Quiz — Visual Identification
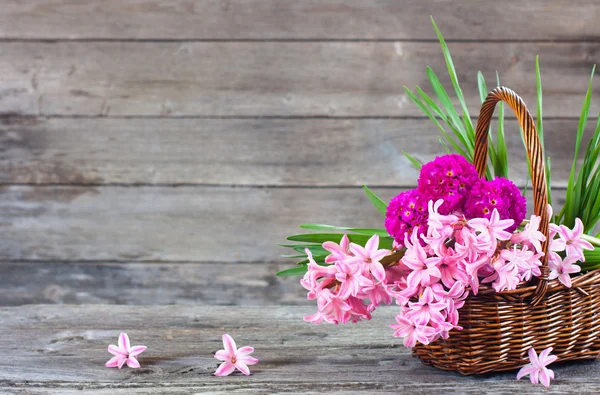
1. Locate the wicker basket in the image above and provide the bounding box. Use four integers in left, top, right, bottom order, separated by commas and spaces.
412, 87, 600, 375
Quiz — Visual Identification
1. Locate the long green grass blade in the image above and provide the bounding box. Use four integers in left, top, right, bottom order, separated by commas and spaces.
403, 151, 423, 170
362, 185, 388, 215
276, 266, 309, 277
562, 66, 596, 227
477, 71, 488, 103
495, 72, 508, 178
431, 16, 474, 143
287, 233, 394, 248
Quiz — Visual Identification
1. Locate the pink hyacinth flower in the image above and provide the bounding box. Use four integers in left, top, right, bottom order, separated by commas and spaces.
214, 334, 258, 376
105, 332, 147, 369
516, 347, 557, 387
511, 215, 547, 254
390, 315, 436, 348
548, 252, 581, 288
323, 234, 351, 264
467, 208, 514, 252
552, 218, 594, 261
348, 234, 390, 282
334, 260, 373, 299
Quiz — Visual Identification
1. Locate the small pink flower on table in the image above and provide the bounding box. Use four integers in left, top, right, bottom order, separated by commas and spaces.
517, 347, 557, 387
214, 334, 258, 376
105, 332, 147, 369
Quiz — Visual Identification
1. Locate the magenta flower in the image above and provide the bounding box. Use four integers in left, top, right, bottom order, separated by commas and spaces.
553, 218, 594, 260
105, 332, 147, 369
548, 252, 581, 288
517, 347, 557, 387
214, 334, 258, 376
348, 234, 390, 282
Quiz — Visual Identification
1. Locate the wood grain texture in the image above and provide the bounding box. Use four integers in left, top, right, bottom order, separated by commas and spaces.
0, 42, 598, 117
0, 185, 398, 262
0, 186, 566, 262
0, 305, 599, 393
0, 117, 594, 187
0, 261, 306, 306
1, 0, 600, 41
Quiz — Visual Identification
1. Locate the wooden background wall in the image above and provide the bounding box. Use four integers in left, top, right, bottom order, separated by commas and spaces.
1, 0, 599, 306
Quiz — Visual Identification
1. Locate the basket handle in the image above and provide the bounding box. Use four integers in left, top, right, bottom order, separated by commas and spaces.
474, 87, 550, 305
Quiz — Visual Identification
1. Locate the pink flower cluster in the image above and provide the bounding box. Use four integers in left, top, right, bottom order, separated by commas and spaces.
388, 200, 545, 347
386, 154, 526, 246
300, 234, 395, 324
302, 197, 593, 349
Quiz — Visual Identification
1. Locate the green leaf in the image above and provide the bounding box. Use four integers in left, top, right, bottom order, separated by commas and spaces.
362, 185, 388, 216
562, 65, 596, 227
276, 266, 309, 277
426, 67, 473, 157
292, 245, 328, 255
403, 151, 423, 170
477, 71, 488, 103
438, 137, 451, 154
495, 72, 508, 178
431, 16, 474, 143
409, 86, 469, 157
287, 233, 394, 249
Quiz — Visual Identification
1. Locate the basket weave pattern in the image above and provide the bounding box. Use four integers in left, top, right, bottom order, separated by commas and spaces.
412, 87, 600, 375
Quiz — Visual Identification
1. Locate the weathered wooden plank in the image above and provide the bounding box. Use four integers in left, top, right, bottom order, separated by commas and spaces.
0, 117, 594, 187
0, 186, 399, 261
0, 186, 566, 262
1, 0, 599, 41
0, 42, 598, 117
0, 305, 598, 394
0, 261, 305, 306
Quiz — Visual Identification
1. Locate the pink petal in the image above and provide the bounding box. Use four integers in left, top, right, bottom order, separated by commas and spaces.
530, 369, 540, 384
370, 262, 386, 282
516, 364, 536, 380
527, 347, 539, 366
128, 345, 147, 357
573, 218, 584, 236
118, 357, 127, 369
126, 356, 141, 368
559, 273, 572, 288
365, 235, 379, 255
234, 360, 251, 375
105, 356, 122, 368
348, 243, 368, 260
215, 361, 236, 376
214, 350, 230, 361
237, 346, 254, 356
238, 355, 259, 366
538, 347, 554, 363
118, 332, 131, 351
222, 334, 237, 354
108, 345, 127, 357
539, 369, 552, 387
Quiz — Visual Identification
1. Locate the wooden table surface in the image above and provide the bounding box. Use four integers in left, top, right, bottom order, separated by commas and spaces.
1, 305, 599, 394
